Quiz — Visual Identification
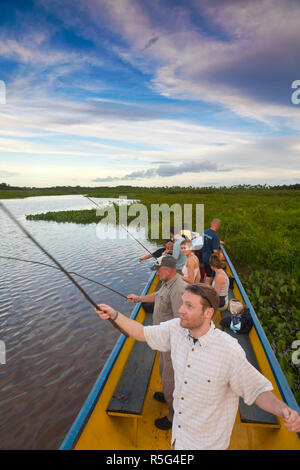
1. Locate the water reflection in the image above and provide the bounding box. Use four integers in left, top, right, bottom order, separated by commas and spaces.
0, 195, 158, 449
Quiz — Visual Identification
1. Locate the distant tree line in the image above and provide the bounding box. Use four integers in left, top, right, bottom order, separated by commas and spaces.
1, 182, 300, 192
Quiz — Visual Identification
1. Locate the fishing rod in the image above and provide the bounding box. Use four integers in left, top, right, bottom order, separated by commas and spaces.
85, 195, 153, 254
0, 202, 128, 336
1, 253, 148, 284
0, 255, 128, 299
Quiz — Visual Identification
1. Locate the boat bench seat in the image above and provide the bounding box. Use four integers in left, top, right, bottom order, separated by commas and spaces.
106, 308, 156, 419
220, 291, 280, 428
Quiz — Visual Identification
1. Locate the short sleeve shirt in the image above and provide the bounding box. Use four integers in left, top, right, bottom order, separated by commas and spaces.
153, 275, 187, 325
151, 247, 165, 258
143, 319, 273, 450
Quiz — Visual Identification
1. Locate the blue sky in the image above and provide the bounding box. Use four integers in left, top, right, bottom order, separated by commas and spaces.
0, 0, 300, 187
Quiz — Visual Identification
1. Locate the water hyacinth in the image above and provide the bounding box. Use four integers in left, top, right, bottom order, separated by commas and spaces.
242, 270, 300, 404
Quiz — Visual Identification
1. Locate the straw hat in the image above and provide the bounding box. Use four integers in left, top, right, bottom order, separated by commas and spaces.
229, 299, 244, 315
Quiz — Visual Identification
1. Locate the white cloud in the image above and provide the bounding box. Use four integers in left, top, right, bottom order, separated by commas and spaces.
1, 0, 299, 187
76, 0, 300, 127
1, 86, 299, 187
0, 170, 18, 178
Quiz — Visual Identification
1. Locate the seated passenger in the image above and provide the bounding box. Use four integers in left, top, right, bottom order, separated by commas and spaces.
179, 240, 200, 284
209, 254, 229, 310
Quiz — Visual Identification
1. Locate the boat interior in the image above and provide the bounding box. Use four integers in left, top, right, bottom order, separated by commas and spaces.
63, 254, 300, 451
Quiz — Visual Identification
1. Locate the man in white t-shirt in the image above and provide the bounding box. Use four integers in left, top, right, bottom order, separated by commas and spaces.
95, 284, 300, 450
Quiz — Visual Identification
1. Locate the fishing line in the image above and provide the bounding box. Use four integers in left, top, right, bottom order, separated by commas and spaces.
0, 202, 128, 336
61, 192, 150, 282
0, 255, 128, 299
83, 246, 149, 284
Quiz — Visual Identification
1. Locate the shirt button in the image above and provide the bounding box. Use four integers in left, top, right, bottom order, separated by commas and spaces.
184, 381, 187, 384
192, 348, 194, 351
187, 364, 191, 368
179, 411, 182, 414
181, 397, 184, 400
178, 425, 181, 428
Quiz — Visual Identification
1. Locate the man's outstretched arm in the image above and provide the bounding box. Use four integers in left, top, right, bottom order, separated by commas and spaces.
95, 304, 146, 342
255, 391, 300, 433
126, 292, 156, 303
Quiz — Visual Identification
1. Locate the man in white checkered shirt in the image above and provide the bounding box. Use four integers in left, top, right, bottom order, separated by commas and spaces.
95, 283, 300, 450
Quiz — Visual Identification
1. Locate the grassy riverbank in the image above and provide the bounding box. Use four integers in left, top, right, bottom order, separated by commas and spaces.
25, 187, 300, 277
6, 184, 300, 402
1, 183, 300, 200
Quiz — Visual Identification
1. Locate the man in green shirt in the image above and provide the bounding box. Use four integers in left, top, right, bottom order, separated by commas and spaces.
127, 256, 186, 430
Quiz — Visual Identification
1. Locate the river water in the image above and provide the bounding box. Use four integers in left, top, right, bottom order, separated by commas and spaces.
0, 195, 158, 450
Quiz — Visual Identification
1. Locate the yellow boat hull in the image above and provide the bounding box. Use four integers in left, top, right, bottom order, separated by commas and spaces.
61, 251, 300, 450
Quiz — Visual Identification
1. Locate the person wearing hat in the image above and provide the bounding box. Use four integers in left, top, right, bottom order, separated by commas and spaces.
96, 283, 300, 450
127, 255, 187, 430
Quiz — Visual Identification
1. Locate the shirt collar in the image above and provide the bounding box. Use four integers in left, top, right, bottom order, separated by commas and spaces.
163, 273, 180, 288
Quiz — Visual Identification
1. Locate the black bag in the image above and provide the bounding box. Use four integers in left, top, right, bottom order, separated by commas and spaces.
220, 307, 253, 334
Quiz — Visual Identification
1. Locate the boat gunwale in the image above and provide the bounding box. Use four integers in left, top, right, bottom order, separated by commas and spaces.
59, 271, 157, 450
222, 247, 300, 440
61, 248, 300, 450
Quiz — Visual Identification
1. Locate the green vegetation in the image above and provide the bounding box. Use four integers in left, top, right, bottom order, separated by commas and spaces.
4, 182, 300, 402
0, 183, 88, 199
1, 181, 300, 200
25, 204, 138, 225
23, 186, 300, 280
241, 270, 300, 404
26, 208, 101, 224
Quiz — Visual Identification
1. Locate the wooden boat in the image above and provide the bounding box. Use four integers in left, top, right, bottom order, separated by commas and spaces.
60, 248, 300, 450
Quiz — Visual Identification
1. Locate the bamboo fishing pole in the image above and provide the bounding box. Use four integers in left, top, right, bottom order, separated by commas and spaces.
0, 202, 128, 336
85, 195, 153, 254
0, 255, 128, 299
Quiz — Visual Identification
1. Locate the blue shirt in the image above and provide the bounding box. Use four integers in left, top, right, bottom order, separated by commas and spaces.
172, 236, 187, 270
202, 228, 220, 264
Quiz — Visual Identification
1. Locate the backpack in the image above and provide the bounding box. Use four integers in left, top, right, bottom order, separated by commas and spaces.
220, 299, 253, 334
